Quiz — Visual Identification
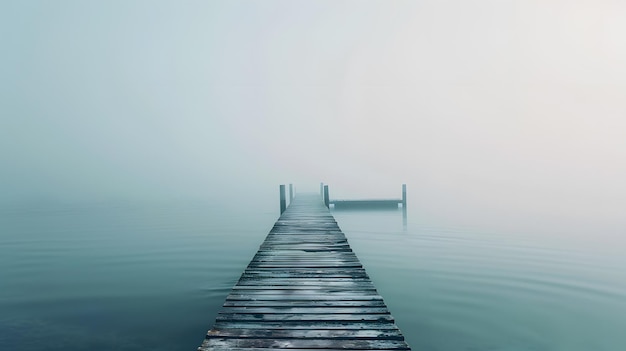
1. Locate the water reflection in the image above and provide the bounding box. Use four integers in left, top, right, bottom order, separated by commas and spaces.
330, 204, 408, 231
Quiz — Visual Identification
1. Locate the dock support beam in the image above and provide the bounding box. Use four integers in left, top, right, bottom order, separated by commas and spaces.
323, 185, 330, 208
402, 184, 407, 208
289, 184, 294, 203
279, 185, 286, 214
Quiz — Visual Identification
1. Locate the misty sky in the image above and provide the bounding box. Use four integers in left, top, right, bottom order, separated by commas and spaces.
1, 1, 625, 229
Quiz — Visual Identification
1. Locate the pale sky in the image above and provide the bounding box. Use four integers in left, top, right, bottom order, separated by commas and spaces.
1, 1, 625, 230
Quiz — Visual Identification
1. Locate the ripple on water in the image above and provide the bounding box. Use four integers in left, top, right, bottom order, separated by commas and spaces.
333, 213, 626, 351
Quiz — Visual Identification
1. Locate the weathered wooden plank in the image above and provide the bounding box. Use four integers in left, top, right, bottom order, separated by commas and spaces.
206, 328, 404, 340
253, 254, 357, 257
232, 282, 375, 288
248, 263, 364, 268
241, 272, 369, 283
249, 262, 363, 266
253, 253, 359, 257
242, 270, 367, 274
240, 272, 368, 276
255, 253, 353, 256
227, 289, 379, 295
222, 300, 388, 308
234, 280, 375, 285
258, 243, 347, 247
251, 258, 360, 261
225, 294, 383, 301
242, 270, 366, 273
251, 258, 361, 262
248, 264, 363, 268
216, 314, 394, 322
258, 248, 354, 253
267, 232, 345, 235
240, 275, 370, 280
259, 242, 351, 247
260, 239, 350, 243
236, 278, 374, 284
237, 278, 372, 282
212, 322, 400, 330
229, 290, 379, 294
201, 338, 408, 350
219, 307, 390, 314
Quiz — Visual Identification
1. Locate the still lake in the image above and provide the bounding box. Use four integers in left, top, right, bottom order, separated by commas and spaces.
1, 195, 625, 350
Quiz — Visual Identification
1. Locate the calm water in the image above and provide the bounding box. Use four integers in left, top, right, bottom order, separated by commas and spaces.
1, 197, 625, 350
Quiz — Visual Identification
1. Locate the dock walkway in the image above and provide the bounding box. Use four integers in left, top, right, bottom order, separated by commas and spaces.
199, 194, 411, 350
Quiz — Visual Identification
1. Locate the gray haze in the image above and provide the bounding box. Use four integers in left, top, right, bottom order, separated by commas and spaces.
2, 1, 625, 233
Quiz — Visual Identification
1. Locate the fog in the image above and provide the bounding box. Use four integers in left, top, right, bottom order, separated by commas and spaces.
2, 1, 625, 233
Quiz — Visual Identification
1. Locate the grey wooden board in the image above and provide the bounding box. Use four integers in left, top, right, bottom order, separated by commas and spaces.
236, 278, 374, 284
229, 289, 379, 293
241, 271, 369, 276
238, 273, 371, 280
206, 329, 404, 339
215, 314, 394, 322
253, 254, 359, 257
226, 291, 383, 301
198, 194, 411, 351
219, 307, 390, 314
201, 338, 409, 349
222, 301, 388, 308
211, 323, 401, 332
237, 276, 369, 280
247, 265, 365, 268
231, 283, 376, 288
251, 259, 362, 262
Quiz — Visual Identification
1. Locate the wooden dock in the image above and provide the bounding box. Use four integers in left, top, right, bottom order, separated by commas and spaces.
322, 184, 407, 210
198, 193, 411, 351
329, 199, 403, 209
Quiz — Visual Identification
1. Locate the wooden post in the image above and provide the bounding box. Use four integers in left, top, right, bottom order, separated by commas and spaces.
289, 184, 294, 203
402, 184, 407, 208
279, 185, 286, 214
323, 185, 330, 208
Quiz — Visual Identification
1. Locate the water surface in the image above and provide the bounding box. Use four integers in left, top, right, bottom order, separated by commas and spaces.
2, 198, 625, 350
332, 207, 626, 351
1, 201, 276, 350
